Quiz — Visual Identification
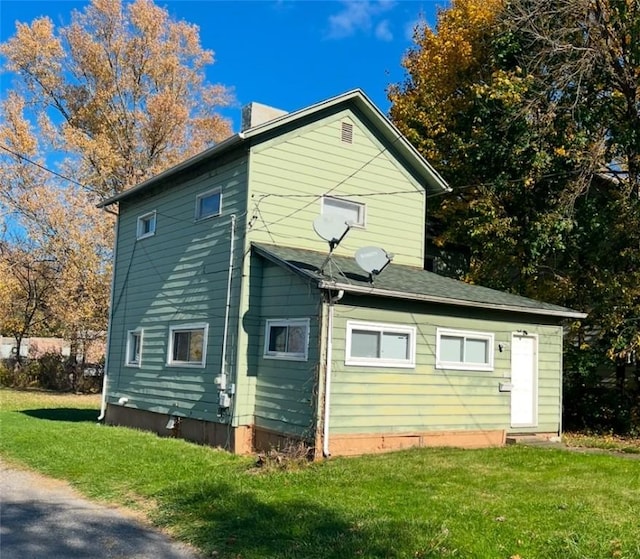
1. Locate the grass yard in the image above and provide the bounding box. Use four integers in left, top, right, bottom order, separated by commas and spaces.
1, 389, 639, 559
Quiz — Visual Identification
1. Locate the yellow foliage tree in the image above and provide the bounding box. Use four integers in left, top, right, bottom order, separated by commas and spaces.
0, 0, 233, 362
1, 0, 232, 196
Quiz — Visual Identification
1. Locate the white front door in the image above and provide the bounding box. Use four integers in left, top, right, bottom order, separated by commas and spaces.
510, 333, 538, 428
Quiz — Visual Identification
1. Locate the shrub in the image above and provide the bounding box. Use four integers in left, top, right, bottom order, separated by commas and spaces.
35, 352, 71, 391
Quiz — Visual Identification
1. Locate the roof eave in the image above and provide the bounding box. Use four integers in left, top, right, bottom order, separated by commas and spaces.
97, 133, 245, 208
252, 244, 587, 319
243, 89, 451, 195
97, 89, 451, 209
317, 280, 588, 319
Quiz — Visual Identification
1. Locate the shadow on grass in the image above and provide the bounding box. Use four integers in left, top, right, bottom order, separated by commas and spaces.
158, 479, 446, 559
21, 408, 99, 423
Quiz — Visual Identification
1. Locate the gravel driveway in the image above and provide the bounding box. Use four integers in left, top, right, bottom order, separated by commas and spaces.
0, 459, 202, 559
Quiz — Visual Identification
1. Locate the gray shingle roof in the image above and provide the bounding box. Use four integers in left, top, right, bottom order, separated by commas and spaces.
252, 243, 587, 319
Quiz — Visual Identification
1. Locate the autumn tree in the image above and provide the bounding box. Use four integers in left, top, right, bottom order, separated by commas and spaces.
389, 0, 640, 432
0, 241, 58, 364
1, 0, 232, 361
389, 0, 585, 298
1, 0, 232, 197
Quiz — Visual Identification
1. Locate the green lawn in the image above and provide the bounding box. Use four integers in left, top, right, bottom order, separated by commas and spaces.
1, 389, 639, 559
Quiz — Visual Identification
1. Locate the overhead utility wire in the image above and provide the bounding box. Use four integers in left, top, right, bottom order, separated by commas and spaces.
0, 143, 96, 193
251, 133, 408, 232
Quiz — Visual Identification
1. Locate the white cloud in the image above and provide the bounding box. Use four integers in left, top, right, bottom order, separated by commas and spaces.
375, 20, 393, 42
326, 1, 396, 40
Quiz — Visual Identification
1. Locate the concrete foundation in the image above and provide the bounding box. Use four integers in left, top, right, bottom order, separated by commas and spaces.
105, 404, 507, 458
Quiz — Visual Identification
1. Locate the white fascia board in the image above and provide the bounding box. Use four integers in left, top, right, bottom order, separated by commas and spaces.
317, 280, 588, 319
242, 89, 451, 195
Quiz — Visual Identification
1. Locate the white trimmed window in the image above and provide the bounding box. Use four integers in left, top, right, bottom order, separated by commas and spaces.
322, 196, 365, 227
167, 323, 208, 367
125, 329, 143, 367
264, 318, 310, 361
195, 188, 222, 220
136, 211, 156, 239
346, 321, 416, 368
436, 328, 494, 371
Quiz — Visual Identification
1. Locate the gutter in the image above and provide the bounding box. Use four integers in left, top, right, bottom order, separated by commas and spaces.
317, 281, 588, 319
98, 211, 119, 421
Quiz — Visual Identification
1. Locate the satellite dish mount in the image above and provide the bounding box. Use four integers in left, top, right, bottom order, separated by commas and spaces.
313, 215, 351, 272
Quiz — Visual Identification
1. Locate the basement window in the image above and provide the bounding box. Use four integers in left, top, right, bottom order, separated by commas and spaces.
264, 318, 310, 361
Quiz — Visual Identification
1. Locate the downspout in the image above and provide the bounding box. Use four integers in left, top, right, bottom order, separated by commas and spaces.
219, 214, 236, 399
98, 209, 119, 422
322, 289, 344, 458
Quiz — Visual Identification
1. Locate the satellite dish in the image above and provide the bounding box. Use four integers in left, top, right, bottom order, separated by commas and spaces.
313, 215, 350, 248
355, 246, 393, 281
313, 216, 352, 273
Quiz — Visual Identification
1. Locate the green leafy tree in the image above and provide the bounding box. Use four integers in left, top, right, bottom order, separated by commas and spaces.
389, 0, 640, 432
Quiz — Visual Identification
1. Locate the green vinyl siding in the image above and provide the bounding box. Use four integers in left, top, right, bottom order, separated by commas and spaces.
253, 261, 322, 439
246, 110, 426, 267
106, 154, 248, 419
329, 296, 563, 435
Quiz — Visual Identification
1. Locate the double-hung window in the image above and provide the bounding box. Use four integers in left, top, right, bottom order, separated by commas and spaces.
346, 321, 416, 368
126, 329, 143, 367
263, 318, 310, 361
436, 328, 494, 371
321, 196, 366, 228
195, 188, 222, 220
137, 211, 156, 239
167, 323, 208, 367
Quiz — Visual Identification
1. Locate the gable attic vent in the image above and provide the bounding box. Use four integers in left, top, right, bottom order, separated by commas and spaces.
341, 122, 354, 144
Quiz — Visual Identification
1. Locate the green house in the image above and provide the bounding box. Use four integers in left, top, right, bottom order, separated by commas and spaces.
98, 90, 585, 457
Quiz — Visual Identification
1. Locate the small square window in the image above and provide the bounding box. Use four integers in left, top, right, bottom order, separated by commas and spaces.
346, 321, 415, 368
126, 329, 143, 367
322, 196, 365, 227
264, 319, 310, 361
167, 323, 208, 367
436, 328, 494, 371
137, 211, 156, 239
195, 189, 222, 220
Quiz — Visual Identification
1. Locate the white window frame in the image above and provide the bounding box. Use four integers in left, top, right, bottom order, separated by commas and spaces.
125, 328, 143, 367
195, 188, 222, 221
167, 323, 209, 368
436, 328, 494, 371
263, 318, 310, 361
321, 196, 366, 228
345, 321, 416, 368
136, 211, 156, 240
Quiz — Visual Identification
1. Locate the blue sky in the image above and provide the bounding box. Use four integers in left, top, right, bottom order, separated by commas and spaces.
1, 0, 446, 131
